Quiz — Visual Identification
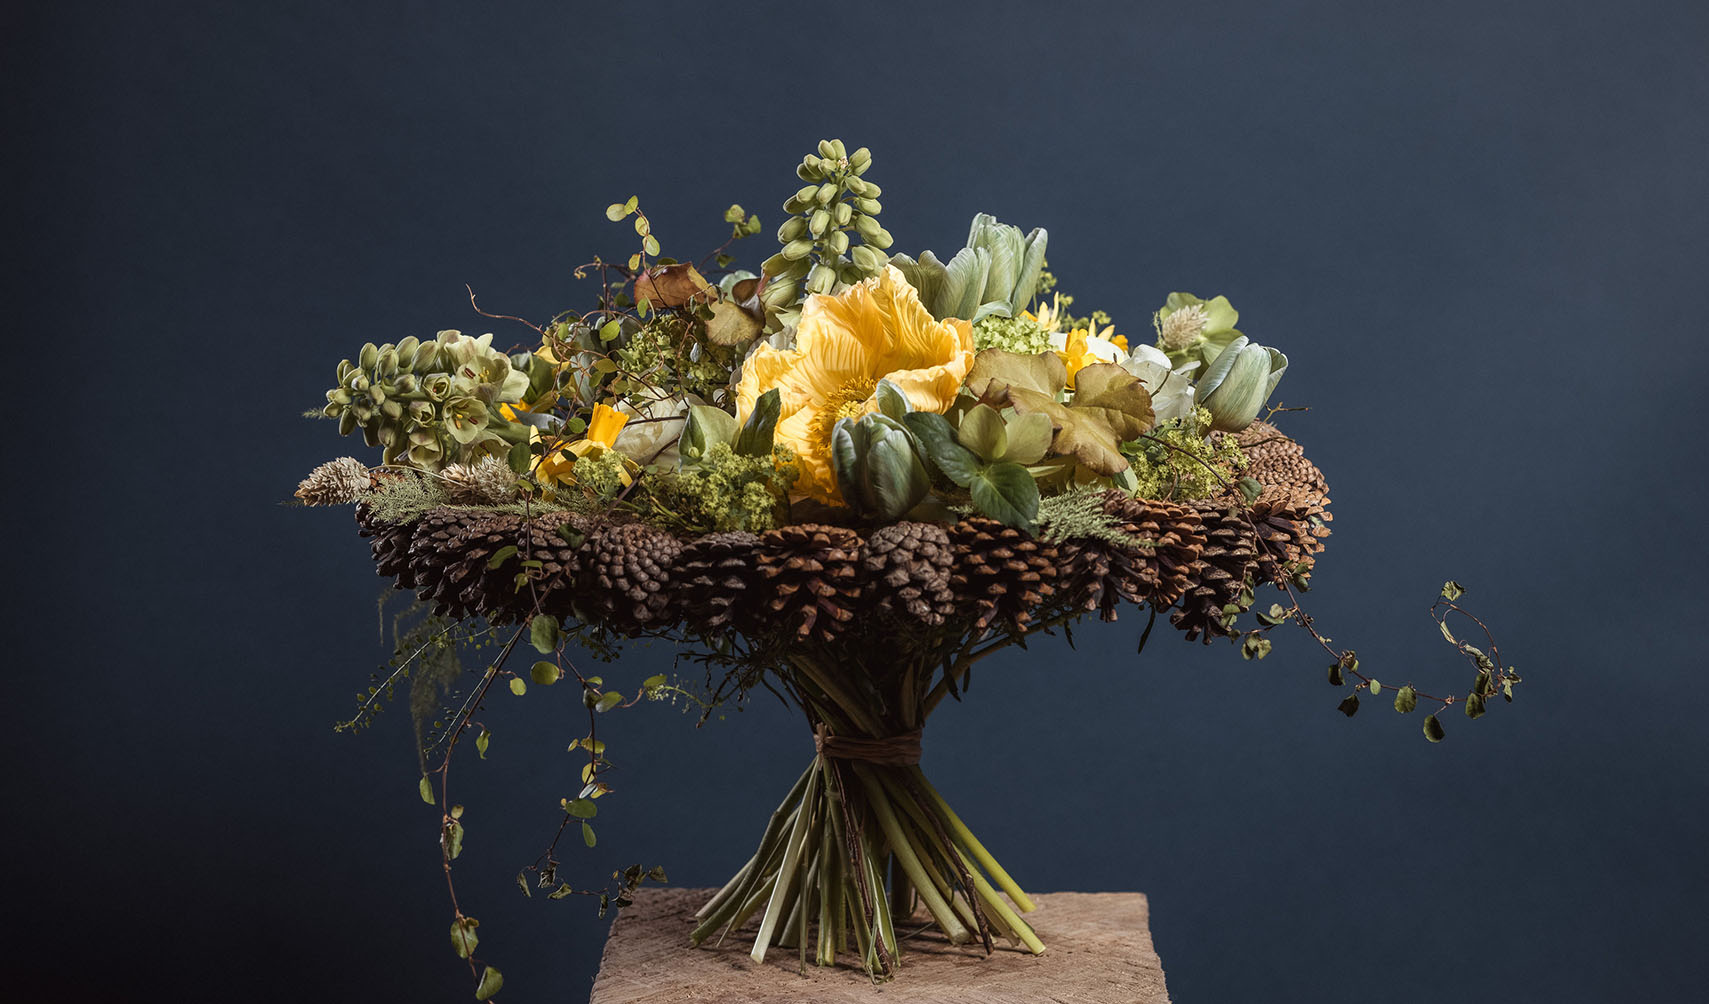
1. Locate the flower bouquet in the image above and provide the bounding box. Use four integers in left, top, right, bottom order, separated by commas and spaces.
298, 140, 1517, 996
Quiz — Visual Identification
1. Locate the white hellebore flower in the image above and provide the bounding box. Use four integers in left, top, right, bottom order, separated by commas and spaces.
1121, 343, 1199, 425
614, 391, 706, 468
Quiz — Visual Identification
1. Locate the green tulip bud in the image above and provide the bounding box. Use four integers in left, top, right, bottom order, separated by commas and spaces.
1195, 336, 1288, 433
831, 413, 930, 520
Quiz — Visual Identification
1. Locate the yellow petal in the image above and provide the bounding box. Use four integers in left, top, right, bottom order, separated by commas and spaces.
586, 403, 629, 447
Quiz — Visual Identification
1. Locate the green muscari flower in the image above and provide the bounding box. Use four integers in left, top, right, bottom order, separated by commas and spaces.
1153, 292, 1242, 372
1194, 335, 1288, 433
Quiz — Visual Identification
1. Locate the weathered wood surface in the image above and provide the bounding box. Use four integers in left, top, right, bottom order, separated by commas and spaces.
589, 887, 1171, 1003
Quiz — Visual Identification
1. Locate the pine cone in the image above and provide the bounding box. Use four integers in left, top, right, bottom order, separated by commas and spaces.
862, 522, 956, 628
1170, 502, 1261, 643
947, 518, 1060, 632
754, 524, 865, 641
355, 502, 418, 588
1235, 422, 1328, 500
296, 457, 371, 506
1059, 495, 1205, 621
405, 509, 489, 618
1245, 488, 1332, 586
439, 456, 519, 505
580, 522, 682, 634
519, 513, 593, 620
672, 531, 763, 633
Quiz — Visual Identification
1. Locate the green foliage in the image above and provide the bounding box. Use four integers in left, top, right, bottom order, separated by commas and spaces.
1123, 408, 1248, 501
651, 443, 799, 532
612, 314, 737, 405
971, 313, 1054, 355
570, 451, 632, 501
1036, 488, 1158, 548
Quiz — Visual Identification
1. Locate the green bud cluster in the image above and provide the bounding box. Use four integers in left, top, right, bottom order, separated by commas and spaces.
653, 442, 800, 533
1122, 408, 1248, 501
570, 451, 633, 502
971, 314, 1055, 355
760, 138, 893, 311
321, 330, 535, 471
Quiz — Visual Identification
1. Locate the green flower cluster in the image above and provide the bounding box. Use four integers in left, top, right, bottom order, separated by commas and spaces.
654, 443, 799, 532
1123, 408, 1248, 501
570, 451, 632, 502
614, 316, 734, 404
971, 314, 1054, 355
321, 330, 538, 470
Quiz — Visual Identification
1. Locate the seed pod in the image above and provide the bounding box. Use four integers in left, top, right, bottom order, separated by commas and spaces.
829, 138, 847, 159
817, 139, 837, 159
809, 209, 831, 237
827, 230, 849, 254
849, 146, 871, 172
834, 202, 853, 226
855, 197, 881, 215
806, 263, 837, 295
844, 176, 869, 197
849, 244, 885, 274
777, 217, 807, 242
869, 227, 894, 250
854, 214, 883, 240
795, 184, 819, 204
781, 238, 815, 261
863, 183, 883, 199
359, 342, 379, 370
815, 183, 837, 205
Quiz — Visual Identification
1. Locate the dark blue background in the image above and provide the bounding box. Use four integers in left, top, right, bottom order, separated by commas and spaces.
11, 1, 1707, 1001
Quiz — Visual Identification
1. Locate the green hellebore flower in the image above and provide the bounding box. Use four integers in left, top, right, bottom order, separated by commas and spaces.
421, 373, 454, 402
1194, 335, 1288, 433
1154, 292, 1243, 372
442, 395, 491, 445
830, 412, 930, 520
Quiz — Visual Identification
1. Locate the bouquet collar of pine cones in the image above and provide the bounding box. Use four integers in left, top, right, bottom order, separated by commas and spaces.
298, 141, 1519, 994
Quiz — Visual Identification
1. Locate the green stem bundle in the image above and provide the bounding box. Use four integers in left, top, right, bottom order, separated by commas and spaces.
692, 647, 1045, 977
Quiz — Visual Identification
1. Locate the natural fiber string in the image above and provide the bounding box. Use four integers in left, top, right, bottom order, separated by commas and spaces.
813, 725, 923, 767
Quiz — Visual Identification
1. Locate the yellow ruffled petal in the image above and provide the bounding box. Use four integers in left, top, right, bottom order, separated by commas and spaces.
586, 403, 629, 447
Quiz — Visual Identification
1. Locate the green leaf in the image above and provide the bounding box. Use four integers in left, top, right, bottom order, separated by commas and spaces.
957, 404, 1008, 462
1438, 619, 1456, 644
964, 348, 1067, 398
1394, 685, 1418, 713
1464, 692, 1487, 720
419, 776, 435, 805
516, 870, 531, 897
595, 692, 623, 713
530, 661, 561, 686
641, 674, 667, 691
874, 378, 912, 420
1441, 580, 1465, 601
475, 965, 504, 1001
1327, 662, 1345, 687
903, 411, 980, 487
475, 727, 490, 759
680, 404, 738, 463
1237, 477, 1264, 504
451, 916, 480, 959
648, 865, 668, 882
1422, 713, 1446, 742
530, 614, 560, 654
733, 388, 781, 456
508, 677, 527, 697
1368, 678, 1381, 696
969, 461, 1040, 529
997, 411, 1054, 465
643, 234, 660, 256
582, 821, 597, 847
598, 319, 623, 343
566, 798, 597, 819
1337, 693, 1360, 717
507, 438, 531, 476
486, 545, 518, 571
548, 882, 576, 900
605, 203, 627, 221
624, 195, 637, 213
445, 819, 464, 859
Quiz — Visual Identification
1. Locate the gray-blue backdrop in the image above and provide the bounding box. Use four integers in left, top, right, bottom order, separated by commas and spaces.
10, 1, 1707, 1001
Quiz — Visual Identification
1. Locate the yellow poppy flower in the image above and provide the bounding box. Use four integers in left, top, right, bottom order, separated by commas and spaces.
536, 403, 632, 488
735, 265, 975, 502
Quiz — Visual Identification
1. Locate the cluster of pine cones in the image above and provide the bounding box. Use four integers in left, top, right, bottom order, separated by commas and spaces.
354, 423, 1330, 646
